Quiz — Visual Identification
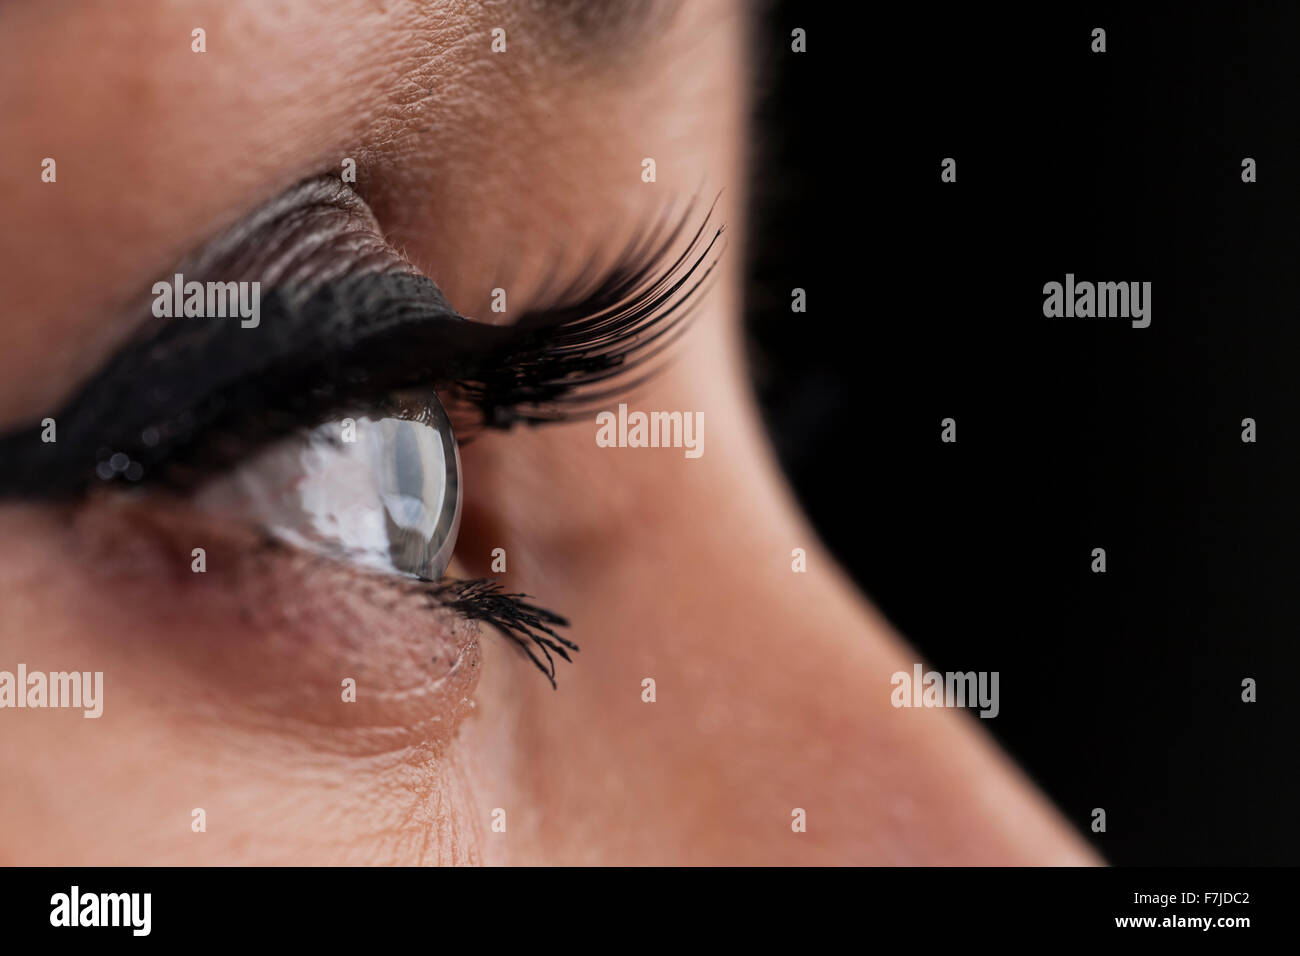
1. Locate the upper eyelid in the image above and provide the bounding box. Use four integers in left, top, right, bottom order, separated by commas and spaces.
0, 178, 460, 495
0, 271, 468, 498
0, 179, 724, 498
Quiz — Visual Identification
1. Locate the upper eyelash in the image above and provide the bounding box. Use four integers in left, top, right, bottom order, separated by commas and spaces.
453, 192, 726, 432
0, 183, 724, 497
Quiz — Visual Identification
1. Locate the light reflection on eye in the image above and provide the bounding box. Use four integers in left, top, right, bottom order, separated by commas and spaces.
196, 392, 461, 580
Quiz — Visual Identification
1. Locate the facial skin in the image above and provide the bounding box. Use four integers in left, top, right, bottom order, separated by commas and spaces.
0, 1, 1098, 864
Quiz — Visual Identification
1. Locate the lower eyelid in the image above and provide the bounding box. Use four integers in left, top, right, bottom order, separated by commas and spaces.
11, 496, 483, 756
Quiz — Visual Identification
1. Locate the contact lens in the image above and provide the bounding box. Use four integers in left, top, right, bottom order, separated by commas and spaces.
196, 394, 461, 580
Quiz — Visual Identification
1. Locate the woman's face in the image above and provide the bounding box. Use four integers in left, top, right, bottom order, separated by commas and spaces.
0, 0, 1095, 864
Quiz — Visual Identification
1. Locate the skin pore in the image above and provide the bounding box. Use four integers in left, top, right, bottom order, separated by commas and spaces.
0, 0, 1098, 864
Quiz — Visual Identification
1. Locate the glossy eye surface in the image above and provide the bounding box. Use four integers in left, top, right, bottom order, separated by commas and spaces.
196, 392, 461, 581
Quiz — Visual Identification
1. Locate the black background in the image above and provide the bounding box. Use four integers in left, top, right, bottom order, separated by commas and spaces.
745, 1, 1300, 864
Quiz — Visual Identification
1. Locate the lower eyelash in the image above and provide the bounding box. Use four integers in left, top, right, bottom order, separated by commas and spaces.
422, 578, 577, 689
249, 531, 576, 686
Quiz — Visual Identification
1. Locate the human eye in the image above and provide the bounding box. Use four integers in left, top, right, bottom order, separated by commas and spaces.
0, 176, 723, 686
196, 394, 463, 583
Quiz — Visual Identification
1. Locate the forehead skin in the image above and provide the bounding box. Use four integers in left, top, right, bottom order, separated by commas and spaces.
0, 0, 743, 426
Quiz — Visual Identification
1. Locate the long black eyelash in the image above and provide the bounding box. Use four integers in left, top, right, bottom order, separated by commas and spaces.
424, 579, 577, 688
454, 193, 727, 434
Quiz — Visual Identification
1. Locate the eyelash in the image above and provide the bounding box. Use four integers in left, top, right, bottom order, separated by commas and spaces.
426, 579, 577, 689
0, 191, 724, 496
451, 194, 725, 433
0, 182, 724, 685
391, 205, 722, 685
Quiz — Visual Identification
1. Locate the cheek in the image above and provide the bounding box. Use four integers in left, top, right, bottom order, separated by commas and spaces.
0, 500, 486, 863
